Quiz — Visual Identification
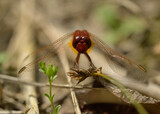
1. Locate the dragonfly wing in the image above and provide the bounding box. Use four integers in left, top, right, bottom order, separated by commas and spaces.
90, 34, 147, 81
18, 30, 147, 83
18, 32, 77, 83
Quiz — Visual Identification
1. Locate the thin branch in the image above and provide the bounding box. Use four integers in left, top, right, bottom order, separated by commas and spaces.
0, 74, 101, 90
0, 110, 23, 114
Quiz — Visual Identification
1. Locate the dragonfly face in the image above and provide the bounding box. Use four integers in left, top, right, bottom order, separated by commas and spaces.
72, 30, 91, 53
18, 30, 147, 83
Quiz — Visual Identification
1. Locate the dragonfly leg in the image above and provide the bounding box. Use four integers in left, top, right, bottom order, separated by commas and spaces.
74, 52, 81, 68
84, 52, 96, 70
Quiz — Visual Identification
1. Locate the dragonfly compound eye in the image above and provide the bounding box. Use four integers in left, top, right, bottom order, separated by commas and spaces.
72, 30, 92, 53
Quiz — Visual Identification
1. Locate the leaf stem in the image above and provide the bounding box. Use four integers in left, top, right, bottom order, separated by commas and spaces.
49, 81, 55, 113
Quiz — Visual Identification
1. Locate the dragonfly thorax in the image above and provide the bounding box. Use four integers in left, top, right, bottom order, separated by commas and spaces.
72, 30, 91, 53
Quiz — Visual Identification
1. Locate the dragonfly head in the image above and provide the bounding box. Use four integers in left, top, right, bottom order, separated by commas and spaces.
72, 30, 91, 53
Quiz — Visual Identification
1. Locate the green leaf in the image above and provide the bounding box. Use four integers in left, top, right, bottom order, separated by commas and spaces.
51, 94, 55, 101
50, 76, 54, 82
44, 93, 50, 99
45, 64, 58, 78
39, 62, 46, 73
55, 105, 61, 113
39, 69, 44, 73
50, 65, 54, 76
39, 62, 45, 69
50, 75, 57, 82
46, 65, 52, 77
53, 66, 58, 76
53, 75, 57, 80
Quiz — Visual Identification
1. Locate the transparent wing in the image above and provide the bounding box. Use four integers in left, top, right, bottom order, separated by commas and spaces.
89, 33, 147, 81
18, 32, 77, 83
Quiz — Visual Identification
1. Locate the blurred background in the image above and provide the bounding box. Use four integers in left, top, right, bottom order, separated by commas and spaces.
0, 0, 160, 114
0, 0, 160, 73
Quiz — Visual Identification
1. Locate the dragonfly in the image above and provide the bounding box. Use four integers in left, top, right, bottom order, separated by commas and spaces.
18, 30, 146, 83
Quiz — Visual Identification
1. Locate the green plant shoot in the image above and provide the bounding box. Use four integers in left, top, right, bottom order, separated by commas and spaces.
39, 62, 61, 114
